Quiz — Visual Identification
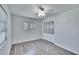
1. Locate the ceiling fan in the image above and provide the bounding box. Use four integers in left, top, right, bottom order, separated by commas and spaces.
37, 6, 54, 17
38, 6, 53, 12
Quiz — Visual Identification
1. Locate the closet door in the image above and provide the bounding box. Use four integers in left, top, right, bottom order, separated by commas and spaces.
0, 6, 7, 45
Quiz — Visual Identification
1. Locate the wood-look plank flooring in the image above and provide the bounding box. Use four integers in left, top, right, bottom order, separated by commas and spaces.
10, 39, 76, 55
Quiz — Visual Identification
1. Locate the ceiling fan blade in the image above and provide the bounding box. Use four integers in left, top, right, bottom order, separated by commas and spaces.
45, 12, 56, 17
38, 6, 44, 11
45, 11, 53, 14
47, 9, 53, 11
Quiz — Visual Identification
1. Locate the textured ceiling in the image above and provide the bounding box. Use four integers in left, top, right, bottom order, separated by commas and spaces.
8, 4, 79, 20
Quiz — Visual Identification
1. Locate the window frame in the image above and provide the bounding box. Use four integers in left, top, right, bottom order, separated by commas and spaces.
0, 5, 7, 46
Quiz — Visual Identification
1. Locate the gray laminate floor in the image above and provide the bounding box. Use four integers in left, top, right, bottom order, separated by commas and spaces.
10, 39, 76, 55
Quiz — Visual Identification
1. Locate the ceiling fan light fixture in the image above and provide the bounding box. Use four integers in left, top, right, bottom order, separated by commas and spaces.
38, 12, 45, 17
38, 8, 46, 17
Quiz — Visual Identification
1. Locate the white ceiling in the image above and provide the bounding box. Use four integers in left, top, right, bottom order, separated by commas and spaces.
8, 4, 79, 20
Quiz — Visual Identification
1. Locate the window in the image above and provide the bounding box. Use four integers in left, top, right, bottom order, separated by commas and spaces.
0, 5, 7, 45
43, 21, 54, 34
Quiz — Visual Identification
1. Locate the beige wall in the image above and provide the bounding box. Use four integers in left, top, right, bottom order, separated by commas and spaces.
11, 15, 42, 44
54, 8, 79, 54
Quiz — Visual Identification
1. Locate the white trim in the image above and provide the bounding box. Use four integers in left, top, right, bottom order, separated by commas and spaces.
11, 38, 41, 45
0, 39, 7, 49
55, 42, 78, 55
8, 45, 11, 55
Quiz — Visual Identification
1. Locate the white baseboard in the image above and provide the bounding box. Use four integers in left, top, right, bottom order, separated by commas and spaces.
11, 38, 41, 45
8, 44, 11, 55
55, 42, 79, 55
